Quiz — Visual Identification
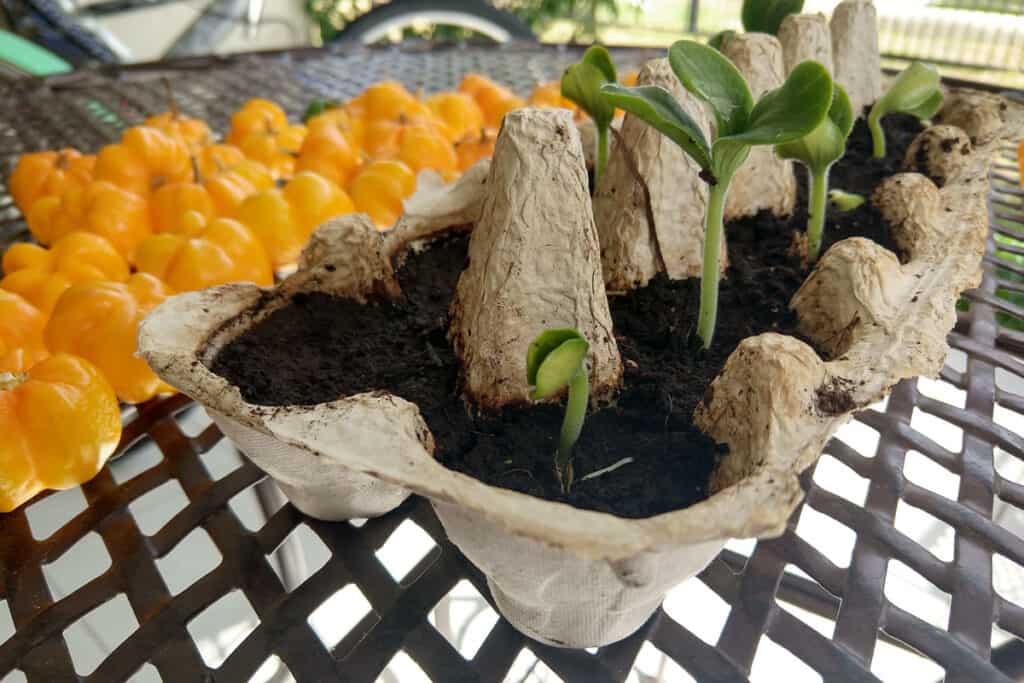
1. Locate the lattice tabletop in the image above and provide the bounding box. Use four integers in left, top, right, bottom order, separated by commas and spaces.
0, 45, 1023, 683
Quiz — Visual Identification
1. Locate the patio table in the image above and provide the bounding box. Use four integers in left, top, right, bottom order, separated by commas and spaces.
0, 43, 1022, 683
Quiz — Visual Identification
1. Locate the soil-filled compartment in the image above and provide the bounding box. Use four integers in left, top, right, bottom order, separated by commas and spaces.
210, 113, 923, 518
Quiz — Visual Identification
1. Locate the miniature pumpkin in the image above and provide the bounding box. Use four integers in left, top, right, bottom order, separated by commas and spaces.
135, 217, 273, 292
348, 159, 416, 229
1, 233, 130, 314
398, 124, 458, 179
93, 126, 193, 197
307, 107, 366, 150
202, 158, 275, 218
0, 353, 122, 513
26, 181, 152, 261
235, 171, 355, 267
150, 181, 217, 234
459, 73, 526, 128
295, 121, 361, 187
360, 81, 432, 121
238, 123, 307, 181
8, 149, 95, 214
226, 98, 290, 146
426, 92, 486, 143
194, 144, 247, 178
145, 111, 213, 150
455, 128, 497, 172
45, 273, 175, 403
0, 290, 47, 374
529, 81, 578, 115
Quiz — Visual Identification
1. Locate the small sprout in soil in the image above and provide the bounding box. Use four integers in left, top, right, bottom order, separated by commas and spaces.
561, 45, 618, 188
868, 61, 943, 159
601, 41, 832, 348
526, 328, 591, 493
741, 0, 804, 35
829, 189, 866, 212
776, 84, 854, 262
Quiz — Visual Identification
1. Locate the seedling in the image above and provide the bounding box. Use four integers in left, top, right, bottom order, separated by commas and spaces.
775, 84, 854, 262
526, 329, 590, 492
742, 0, 804, 34
601, 40, 832, 348
829, 189, 865, 212
867, 62, 943, 159
561, 45, 617, 188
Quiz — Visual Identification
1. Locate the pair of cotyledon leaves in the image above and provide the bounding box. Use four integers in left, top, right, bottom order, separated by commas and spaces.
600, 40, 835, 183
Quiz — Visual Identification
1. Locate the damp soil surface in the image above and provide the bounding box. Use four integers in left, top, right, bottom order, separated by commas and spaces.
210, 114, 922, 519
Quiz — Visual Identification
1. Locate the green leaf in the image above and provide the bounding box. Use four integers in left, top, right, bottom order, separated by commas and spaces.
600, 83, 712, 171
303, 98, 341, 122
872, 61, 943, 122
668, 40, 753, 138
828, 83, 855, 139
903, 90, 944, 120
562, 62, 616, 129
721, 60, 832, 147
531, 338, 590, 400
582, 44, 616, 84
526, 329, 583, 388
774, 83, 853, 172
741, 0, 804, 34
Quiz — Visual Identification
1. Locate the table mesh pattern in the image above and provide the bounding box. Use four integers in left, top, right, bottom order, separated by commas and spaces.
1, 46, 1023, 682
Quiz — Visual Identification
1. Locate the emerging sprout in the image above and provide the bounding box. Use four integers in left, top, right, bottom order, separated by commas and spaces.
526, 329, 590, 492
741, 0, 804, 34
829, 189, 865, 212
601, 41, 832, 348
561, 45, 618, 188
867, 62, 943, 159
776, 84, 854, 262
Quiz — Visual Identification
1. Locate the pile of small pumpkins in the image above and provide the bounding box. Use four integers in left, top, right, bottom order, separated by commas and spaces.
0, 73, 596, 512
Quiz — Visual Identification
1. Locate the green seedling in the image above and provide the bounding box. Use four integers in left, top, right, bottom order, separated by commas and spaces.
526, 329, 590, 492
868, 61, 943, 159
829, 189, 865, 212
601, 40, 832, 348
561, 45, 617, 188
742, 0, 804, 34
776, 84, 854, 262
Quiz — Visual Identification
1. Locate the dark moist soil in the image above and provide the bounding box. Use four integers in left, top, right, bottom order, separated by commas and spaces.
210, 114, 922, 519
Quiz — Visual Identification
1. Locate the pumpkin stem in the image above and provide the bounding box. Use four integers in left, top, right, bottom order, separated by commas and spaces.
162, 78, 179, 119
56, 151, 70, 170
191, 155, 202, 184
0, 373, 27, 392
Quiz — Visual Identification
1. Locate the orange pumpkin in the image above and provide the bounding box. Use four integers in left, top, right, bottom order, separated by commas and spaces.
135, 217, 273, 292
235, 171, 354, 267
307, 108, 366, 150
458, 73, 526, 128
93, 126, 192, 197
426, 92, 486, 143
194, 144, 247, 178
226, 99, 290, 146
0, 289, 48, 373
8, 150, 95, 214
238, 123, 307, 181
203, 158, 275, 218
529, 81, 579, 115
348, 160, 417, 229
151, 181, 217, 234
1, 232, 130, 314
295, 122, 361, 187
360, 81, 432, 122
455, 128, 498, 172
398, 124, 457, 179
45, 273, 175, 403
26, 181, 152, 261
144, 111, 213, 150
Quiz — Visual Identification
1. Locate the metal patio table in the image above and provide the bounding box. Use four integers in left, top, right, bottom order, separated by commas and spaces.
0, 44, 1023, 683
